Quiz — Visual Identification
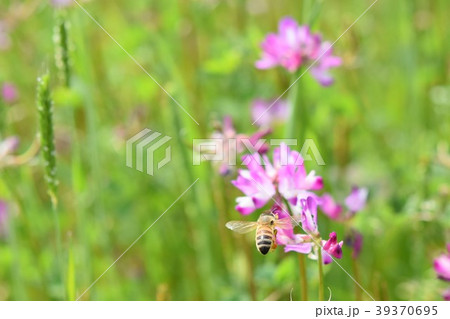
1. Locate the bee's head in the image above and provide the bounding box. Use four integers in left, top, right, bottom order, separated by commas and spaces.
258, 211, 276, 226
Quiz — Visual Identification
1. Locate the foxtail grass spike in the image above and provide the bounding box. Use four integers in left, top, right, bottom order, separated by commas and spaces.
36, 72, 58, 207
54, 15, 71, 87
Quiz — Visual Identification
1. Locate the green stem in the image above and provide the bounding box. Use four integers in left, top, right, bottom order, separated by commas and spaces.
169, 102, 210, 299
306, 0, 324, 28
0, 101, 5, 137
242, 238, 257, 300
298, 254, 308, 301
2, 171, 27, 299
285, 72, 301, 139
317, 246, 324, 301
51, 200, 64, 299
36, 72, 64, 299
301, 0, 312, 19
282, 197, 308, 301
352, 257, 362, 301
66, 232, 76, 301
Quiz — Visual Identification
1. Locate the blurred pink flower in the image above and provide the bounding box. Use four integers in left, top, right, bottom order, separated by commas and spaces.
345, 186, 368, 213
0, 200, 8, 237
443, 289, 450, 301
198, 116, 271, 176
232, 143, 323, 214
320, 186, 369, 220
320, 193, 343, 220
434, 244, 450, 281
1, 82, 18, 103
51, 0, 73, 8
309, 42, 343, 86
251, 98, 289, 127
346, 230, 363, 259
255, 17, 342, 86
318, 188, 367, 260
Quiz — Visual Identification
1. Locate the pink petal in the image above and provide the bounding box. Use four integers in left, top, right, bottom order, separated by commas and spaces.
284, 242, 312, 254
310, 67, 334, 86
443, 289, 450, 301
51, 0, 73, 8
300, 197, 318, 233
434, 255, 450, 281
323, 232, 343, 259
251, 99, 289, 127
345, 187, 368, 213
278, 17, 300, 47
320, 193, 343, 220
255, 56, 279, 69
235, 197, 257, 215
302, 171, 323, 190
1, 83, 18, 103
322, 250, 333, 264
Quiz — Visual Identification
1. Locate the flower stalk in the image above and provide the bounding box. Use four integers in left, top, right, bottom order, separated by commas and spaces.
283, 197, 309, 301
318, 246, 324, 301
37, 72, 63, 298
352, 257, 362, 300
54, 15, 71, 87
298, 253, 308, 301
285, 71, 301, 139
37, 72, 58, 207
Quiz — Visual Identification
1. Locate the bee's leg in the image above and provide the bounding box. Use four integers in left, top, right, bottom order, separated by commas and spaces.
270, 229, 278, 252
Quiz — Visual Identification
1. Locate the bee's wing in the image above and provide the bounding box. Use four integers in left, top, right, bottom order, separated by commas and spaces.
225, 221, 258, 234
274, 217, 294, 229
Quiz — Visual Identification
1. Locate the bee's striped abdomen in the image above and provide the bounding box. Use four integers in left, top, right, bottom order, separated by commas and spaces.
255, 226, 274, 255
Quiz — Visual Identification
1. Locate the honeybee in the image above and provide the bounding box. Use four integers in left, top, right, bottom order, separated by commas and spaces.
226, 211, 291, 255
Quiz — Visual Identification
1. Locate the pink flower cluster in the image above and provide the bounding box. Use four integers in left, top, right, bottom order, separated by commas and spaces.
255, 17, 342, 86
320, 187, 368, 221
232, 143, 322, 214
251, 99, 289, 128
270, 202, 342, 265
231, 143, 343, 264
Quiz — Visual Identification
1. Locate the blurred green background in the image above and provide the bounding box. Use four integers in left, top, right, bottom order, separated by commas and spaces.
0, 0, 449, 300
